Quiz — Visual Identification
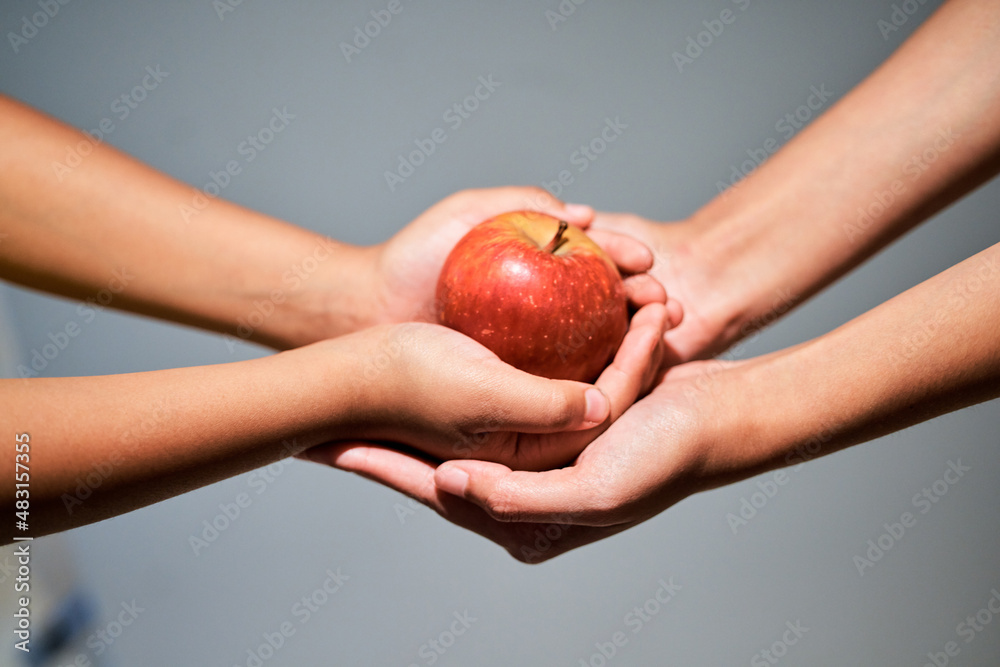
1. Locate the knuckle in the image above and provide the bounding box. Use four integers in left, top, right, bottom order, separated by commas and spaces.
482, 491, 523, 524
527, 188, 558, 208
542, 388, 577, 429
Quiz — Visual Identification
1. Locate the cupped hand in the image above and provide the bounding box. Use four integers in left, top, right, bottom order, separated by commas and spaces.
370, 188, 669, 327
304, 300, 672, 472
309, 356, 759, 563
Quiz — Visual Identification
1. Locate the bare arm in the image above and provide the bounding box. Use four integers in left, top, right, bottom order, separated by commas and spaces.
595, 0, 1000, 361
1, 319, 646, 542
0, 96, 652, 350
0, 94, 378, 349
0, 91, 672, 542
296, 0, 1000, 562
329, 240, 1000, 561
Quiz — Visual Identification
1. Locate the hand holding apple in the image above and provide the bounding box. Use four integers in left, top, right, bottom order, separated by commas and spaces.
367, 188, 668, 337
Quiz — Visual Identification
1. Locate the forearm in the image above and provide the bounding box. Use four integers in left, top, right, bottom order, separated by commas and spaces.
1, 340, 360, 539
710, 242, 1000, 483
687, 0, 1000, 344
0, 94, 376, 349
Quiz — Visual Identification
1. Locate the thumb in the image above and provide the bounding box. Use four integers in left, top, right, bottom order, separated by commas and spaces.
434, 460, 613, 526
477, 370, 610, 433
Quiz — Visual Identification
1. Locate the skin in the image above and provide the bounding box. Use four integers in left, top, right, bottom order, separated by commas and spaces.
0, 96, 675, 541
0, 96, 667, 351
319, 0, 1000, 562
4, 313, 671, 541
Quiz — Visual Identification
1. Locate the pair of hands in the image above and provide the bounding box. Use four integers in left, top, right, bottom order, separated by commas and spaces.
301, 187, 733, 562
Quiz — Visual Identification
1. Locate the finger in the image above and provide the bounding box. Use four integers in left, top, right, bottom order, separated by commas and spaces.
589, 210, 633, 230
560, 203, 594, 227
623, 273, 667, 308
517, 202, 593, 228
628, 299, 670, 333
506, 303, 668, 467
666, 297, 684, 330
303, 442, 441, 502
477, 370, 611, 433
434, 460, 621, 526
595, 303, 668, 420
511, 304, 666, 470
452, 187, 594, 228
585, 228, 654, 274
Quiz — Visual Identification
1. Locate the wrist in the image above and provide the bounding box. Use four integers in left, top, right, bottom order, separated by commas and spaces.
683, 347, 829, 486
679, 204, 803, 355
252, 241, 382, 349
722, 342, 852, 477
267, 335, 374, 440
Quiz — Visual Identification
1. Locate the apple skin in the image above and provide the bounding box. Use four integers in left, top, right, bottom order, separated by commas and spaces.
436, 211, 629, 382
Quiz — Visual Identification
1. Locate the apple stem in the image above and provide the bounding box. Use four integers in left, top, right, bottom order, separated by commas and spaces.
544, 220, 570, 254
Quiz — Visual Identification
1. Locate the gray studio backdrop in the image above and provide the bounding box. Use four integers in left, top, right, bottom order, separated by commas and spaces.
2, 1, 999, 665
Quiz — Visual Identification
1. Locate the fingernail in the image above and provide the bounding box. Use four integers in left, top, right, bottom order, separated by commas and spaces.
584, 388, 609, 425
564, 203, 593, 218
436, 467, 469, 497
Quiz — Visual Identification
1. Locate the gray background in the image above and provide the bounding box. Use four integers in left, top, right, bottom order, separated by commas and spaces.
2, 0, 999, 665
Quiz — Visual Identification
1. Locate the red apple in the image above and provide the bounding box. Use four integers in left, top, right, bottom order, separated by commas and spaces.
436, 211, 629, 382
